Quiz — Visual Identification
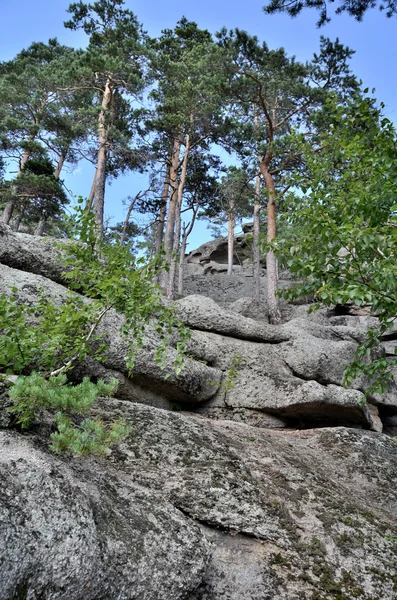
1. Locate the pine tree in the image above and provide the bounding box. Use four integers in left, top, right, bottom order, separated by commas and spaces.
64, 0, 146, 237
148, 18, 230, 297
0, 39, 76, 224
218, 30, 359, 323
264, 0, 397, 26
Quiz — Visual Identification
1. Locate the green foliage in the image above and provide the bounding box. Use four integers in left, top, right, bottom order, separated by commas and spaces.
8, 373, 125, 456
0, 206, 189, 454
51, 412, 130, 456
60, 199, 190, 372
201, 167, 254, 236
8, 372, 116, 428
263, 0, 397, 26
222, 353, 243, 393
276, 96, 397, 395
0, 288, 107, 375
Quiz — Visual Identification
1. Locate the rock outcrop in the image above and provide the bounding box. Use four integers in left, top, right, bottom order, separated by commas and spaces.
1, 402, 397, 599
0, 262, 222, 405
1, 225, 397, 599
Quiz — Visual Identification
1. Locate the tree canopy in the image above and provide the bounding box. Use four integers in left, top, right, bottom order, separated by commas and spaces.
263, 0, 397, 26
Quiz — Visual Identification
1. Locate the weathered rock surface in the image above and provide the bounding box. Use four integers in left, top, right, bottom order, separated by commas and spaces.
0, 428, 210, 600
2, 227, 397, 599
186, 236, 252, 267
174, 295, 289, 343
186, 328, 381, 430
0, 264, 222, 404
2, 258, 395, 429
0, 222, 67, 284
2, 402, 397, 599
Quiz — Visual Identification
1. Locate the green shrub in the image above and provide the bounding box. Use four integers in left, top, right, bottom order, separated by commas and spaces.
0, 204, 189, 454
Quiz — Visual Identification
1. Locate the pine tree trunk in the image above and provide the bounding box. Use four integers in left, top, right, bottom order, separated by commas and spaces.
92, 79, 112, 238
167, 134, 190, 299
1, 148, 31, 224
253, 171, 261, 302
261, 156, 282, 325
54, 152, 66, 180
155, 165, 170, 254
119, 197, 137, 246
162, 138, 181, 261
84, 170, 97, 213
159, 137, 181, 291
168, 201, 182, 299
35, 216, 47, 236
227, 203, 235, 276
12, 207, 25, 231
178, 225, 188, 296
178, 206, 197, 296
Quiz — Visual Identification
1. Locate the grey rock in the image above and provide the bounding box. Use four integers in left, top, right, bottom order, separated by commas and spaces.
2, 392, 397, 599
228, 296, 268, 320
0, 265, 222, 405
0, 380, 13, 429
187, 328, 377, 430
382, 340, 397, 355
0, 222, 68, 284
242, 221, 254, 233
368, 404, 383, 433
175, 295, 289, 343
183, 273, 263, 304
186, 236, 251, 266
194, 407, 288, 429
0, 429, 210, 600
96, 402, 397, 599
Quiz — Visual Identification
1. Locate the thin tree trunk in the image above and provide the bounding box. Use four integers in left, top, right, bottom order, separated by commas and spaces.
54, 152, 66, 180
178, 202, 198, 296
12, 206, 25, 231
227, 201, 236, 276
119, 195, 139, 246
35, 216, 47, 236
155, 165, 170, 254
92, 78, 112, 238
159, 137, 181, 291
253, 170, 261, 302
167, 133, 190, 299
168, 199, 182, 299
260, 155, 282, 325
1, 148, 32, 224
85, 171, 97, 213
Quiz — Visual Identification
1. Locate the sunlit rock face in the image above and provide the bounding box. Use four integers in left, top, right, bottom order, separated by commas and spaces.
1, 226, 397, 599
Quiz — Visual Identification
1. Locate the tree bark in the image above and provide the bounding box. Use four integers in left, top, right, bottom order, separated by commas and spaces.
84, 171, 97, 213
1, 148, 32, 224
178, 203, 198, 296
12, 206, 25, 231
159, 137, 181, 291
155, 164, 170, 254
167, 133, 190, 299
54, 152, 66, 180
253, 170, 261, 302
35, 215, 47, 236
119, 196, 138, 246
92, 78, 113, 238
260, 154, 282, 325
227, 201, 236, 276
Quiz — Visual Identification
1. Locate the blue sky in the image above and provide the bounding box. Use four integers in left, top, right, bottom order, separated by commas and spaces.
1, 0, 395, 247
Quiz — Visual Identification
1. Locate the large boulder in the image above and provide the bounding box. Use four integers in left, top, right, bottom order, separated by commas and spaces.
0, 264, 222, 405
2, 402, 397, 599
0, 429, 210, 600
176, 298, 391, 431
0, 222, 67, 284
186, 235, 252, 267
174, 295, 289, 343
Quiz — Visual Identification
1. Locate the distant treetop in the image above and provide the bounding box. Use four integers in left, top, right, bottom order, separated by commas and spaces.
263, 0, 397, 26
